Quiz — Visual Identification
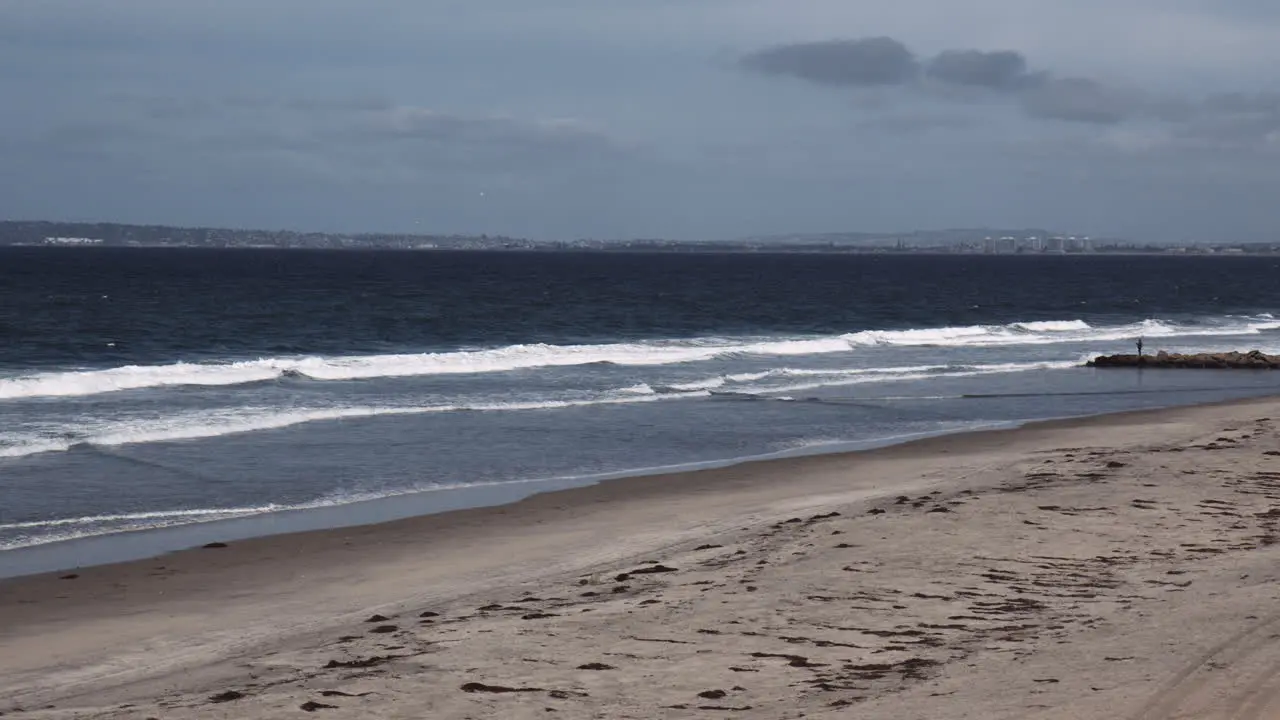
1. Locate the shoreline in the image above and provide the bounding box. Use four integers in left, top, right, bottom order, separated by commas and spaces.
6, 394, 1280, 717
4, 381, 1273, 579
0, 419, 1023, 580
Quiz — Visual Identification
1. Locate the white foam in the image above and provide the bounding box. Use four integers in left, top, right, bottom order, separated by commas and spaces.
768, 364, 943, 377
0, 362, 282, 400
0, 438, 71, 459
662, 377, 729, 391
724, 371, 775, 383
733, 360, 1079, 395
841, 317, 1280, 348
1247, 318, 1280, 331
0, 358, 1067, 459
0, 343, 754, 400
0, 416, 1024, 551
0, 477, 557, 551
676, 361, 1056, 393
0, 389, 707, 460
3, 315, 1277, 400
0, 505, 289, 531
842, 326, 991, 346
1012, 320, 1092, 332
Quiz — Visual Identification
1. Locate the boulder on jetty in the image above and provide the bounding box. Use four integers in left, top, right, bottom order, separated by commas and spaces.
1088, 350, 1280, 369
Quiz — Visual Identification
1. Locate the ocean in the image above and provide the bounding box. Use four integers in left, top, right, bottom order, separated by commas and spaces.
2, 248, 1279, 575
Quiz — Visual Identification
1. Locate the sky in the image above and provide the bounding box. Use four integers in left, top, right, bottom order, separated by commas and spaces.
2, 1, 1279, 241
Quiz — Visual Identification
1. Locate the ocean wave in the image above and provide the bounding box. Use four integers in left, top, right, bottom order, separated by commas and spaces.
675, 360, 1077, 393
6, 419, 1013, 550
839, 317, 1279, 348
0, 478, 553, 551
1011, 320, 1092, 332
0, 342, 808, 400
656, 376, 730, 392
0, 390, 701, 460
729, 360, 1081, 396
0, 358, 1078, 460
2, 315, 1276, 400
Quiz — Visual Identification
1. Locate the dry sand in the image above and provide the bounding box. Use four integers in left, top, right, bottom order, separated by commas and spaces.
6, 398, 1280, 718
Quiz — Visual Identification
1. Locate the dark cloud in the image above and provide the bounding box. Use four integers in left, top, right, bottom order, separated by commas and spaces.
1145, 97, 1198, 123
741, 34, 1280, 155
1020, 77, 1138, 124
1169, 92, 1280, 150
924, 50, 1029, 90
741, 37, 1189, 127
1202, 91, 1280, 114
740, 37, 919, 87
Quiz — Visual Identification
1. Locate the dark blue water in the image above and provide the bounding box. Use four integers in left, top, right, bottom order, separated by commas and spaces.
2, 248, 1279, 570
6, 248, 1277, 367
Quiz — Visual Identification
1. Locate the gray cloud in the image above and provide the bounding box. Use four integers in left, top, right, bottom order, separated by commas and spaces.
854, 113, 976, 135
925, 50, 1029, 90
1084, 91, 1280, 152
1170, 92, 1280, 150
109, 94, 396, 116
1020, 77, 1139, 124
0, 93, 647, 237
741, 36, 1230, 127
1203, 91, 1280, 114
21, 98, 624, 185
5, 2, 1280, 242
344, 108, 620, 170
741, 37, 918, 87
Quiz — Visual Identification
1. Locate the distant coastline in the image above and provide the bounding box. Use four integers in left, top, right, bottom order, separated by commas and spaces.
3, 220, 1277, 255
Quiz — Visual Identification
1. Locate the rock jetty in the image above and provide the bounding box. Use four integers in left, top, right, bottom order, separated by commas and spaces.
1088, 350, 1280, 369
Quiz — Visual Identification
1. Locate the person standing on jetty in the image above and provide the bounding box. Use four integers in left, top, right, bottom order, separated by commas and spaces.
1136, 337, 1144, 357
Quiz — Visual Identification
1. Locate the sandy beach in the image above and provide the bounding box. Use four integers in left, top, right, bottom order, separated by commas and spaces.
5, 398, 1280, 718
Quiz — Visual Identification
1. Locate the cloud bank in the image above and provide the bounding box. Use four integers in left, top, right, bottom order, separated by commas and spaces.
741, 36, 1280, 139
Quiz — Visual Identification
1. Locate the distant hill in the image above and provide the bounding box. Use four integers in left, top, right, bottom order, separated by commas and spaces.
9, 219, 1256, 255
2, 220, 1084, 251
736, 228, 1065, 248
0, 220, 530, 250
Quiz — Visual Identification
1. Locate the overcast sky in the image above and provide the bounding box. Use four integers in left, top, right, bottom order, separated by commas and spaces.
3, 1, 1279, 241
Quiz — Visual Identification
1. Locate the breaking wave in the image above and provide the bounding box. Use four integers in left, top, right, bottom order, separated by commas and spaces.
0, 391, 693, 460
2, 315, 1276, 401
0, 359, 1078, 460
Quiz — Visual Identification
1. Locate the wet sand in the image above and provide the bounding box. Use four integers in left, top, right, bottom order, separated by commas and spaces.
5, 397, 1280, 718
